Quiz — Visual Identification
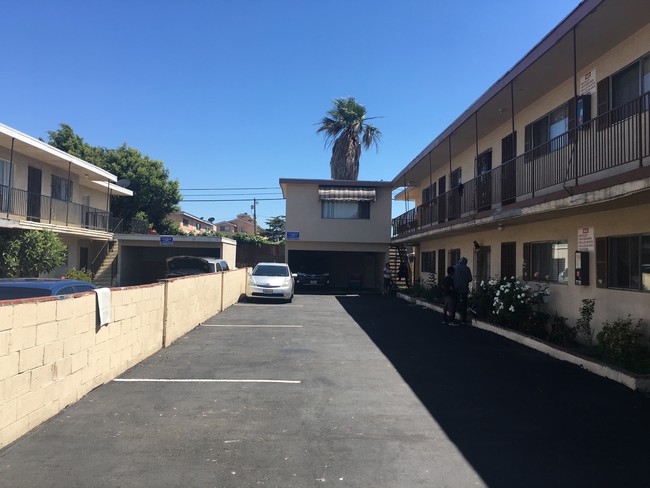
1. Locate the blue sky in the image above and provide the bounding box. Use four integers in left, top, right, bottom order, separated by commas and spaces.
2, 0, 579, 225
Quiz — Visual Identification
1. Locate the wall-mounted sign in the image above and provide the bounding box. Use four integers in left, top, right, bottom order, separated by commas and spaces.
286, 231, 300, 241
580, 68, 597, 95
577, 227, 594, 252
160, 235, 174, 246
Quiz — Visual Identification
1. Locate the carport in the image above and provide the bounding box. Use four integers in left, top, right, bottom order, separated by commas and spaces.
288, 249, 384, 290
114, 234, 237, 286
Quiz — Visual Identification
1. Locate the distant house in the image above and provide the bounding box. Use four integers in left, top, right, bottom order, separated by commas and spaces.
0, 122, 132, 278
168, 211, 215, 234
214, 212, 264, 235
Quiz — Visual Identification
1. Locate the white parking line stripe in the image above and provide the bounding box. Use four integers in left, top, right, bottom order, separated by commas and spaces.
114, 378, 301, 384
202, 324, 303, 328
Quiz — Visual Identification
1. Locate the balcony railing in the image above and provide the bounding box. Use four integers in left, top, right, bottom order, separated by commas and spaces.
392, 93, 650, 238
0, 185, 113, 232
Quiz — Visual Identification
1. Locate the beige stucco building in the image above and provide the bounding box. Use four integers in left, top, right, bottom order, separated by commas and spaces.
168, 211, 216, 234
391, 0, 650, 332
0, 122, 132, 278
280, 178, 393, 290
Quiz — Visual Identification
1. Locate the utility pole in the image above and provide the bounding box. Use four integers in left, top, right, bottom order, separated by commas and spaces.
251, 198, 257, 236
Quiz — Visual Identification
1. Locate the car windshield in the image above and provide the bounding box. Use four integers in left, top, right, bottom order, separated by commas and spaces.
253, 265, 289, 277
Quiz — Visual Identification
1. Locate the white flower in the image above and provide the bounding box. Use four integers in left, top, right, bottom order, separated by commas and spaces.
509, 305, 515, 312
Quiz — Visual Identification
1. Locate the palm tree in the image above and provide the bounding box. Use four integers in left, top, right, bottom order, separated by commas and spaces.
317, 97, 381, 180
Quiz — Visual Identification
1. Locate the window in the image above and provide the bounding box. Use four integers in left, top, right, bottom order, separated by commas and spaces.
421, 251, 435, 273
182, 218, 189, 226
523, 241, 568, 282
321, 201, 370, 219
196, 223, 202, 230
51, 175, 73, 201
449, 248, 461, 267
526, 102, 570, 157
601, 234, 650, 291
598, 53, 650, 126
219, 225, 231, 232
421, 183, 436, 203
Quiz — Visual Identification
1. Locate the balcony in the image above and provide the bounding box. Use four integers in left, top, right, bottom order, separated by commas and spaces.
392, 93, 650, 238
0, 185, 113, 232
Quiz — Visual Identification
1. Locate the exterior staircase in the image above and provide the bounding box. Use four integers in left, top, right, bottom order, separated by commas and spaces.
389, 245, 411, 289
93, 240, 119, 288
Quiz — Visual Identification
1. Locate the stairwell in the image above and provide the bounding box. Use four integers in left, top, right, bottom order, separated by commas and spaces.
94, 240, 119, 288
389, 245, 411, 289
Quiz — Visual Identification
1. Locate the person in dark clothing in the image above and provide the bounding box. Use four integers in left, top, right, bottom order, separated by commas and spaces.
442, 266, 458, 325
453, 257, 473, 324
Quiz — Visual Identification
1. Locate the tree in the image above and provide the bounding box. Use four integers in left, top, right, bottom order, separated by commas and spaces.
0, 230, 67, 277
47, 124, 182, 233
261, 215, 286, 242
317, 97, 381, 180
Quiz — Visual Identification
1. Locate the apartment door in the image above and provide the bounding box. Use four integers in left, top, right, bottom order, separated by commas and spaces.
475, 246, 491, 283
476, 149, 492, 211
27, 166, 42, 222
501, 132, 517, 205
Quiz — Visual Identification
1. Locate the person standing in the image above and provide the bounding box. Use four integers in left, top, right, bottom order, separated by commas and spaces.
453, 257, 473, 324
383, 262, 392, 294
442, 266, 458, 325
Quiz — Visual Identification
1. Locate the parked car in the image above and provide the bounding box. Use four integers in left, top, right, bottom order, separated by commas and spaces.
0, 278, 97, 300
165, 256, 229, 278
295, 262, 330, 289
245, 262, 296, 302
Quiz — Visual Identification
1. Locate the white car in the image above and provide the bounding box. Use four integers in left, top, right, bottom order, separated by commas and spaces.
246, 262, 296, 302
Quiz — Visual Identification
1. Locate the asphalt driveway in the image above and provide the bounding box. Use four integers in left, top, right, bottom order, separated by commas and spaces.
1, 294, 649, 487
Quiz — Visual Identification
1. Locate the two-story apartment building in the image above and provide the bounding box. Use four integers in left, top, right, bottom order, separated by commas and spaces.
168, 211, 216, 234
214, 213, 264, 235
280, 178, 393, 289
391, 0, 649, 327
0, 123, 132, 277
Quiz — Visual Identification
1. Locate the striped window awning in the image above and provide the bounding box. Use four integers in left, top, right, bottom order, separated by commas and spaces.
318, 186, 376, 201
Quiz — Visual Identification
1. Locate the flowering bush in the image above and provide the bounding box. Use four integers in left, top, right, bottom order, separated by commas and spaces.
471, 276, 550, 329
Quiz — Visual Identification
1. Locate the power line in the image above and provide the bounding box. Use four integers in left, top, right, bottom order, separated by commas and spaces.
181, 192, 283, 197
179, 187, 280, 191
182, 198, 285, 202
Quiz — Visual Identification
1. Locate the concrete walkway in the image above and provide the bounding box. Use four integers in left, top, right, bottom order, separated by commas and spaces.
1, 294, 649, 487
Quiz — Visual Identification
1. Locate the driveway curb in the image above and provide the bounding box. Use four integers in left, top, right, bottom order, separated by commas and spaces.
397, 292, 650, 393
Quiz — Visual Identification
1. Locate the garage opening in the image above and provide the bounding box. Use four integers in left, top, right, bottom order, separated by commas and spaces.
288, 250, 383, 292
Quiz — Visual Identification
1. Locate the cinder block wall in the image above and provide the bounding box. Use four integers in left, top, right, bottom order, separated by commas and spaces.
0, 272, 247, 448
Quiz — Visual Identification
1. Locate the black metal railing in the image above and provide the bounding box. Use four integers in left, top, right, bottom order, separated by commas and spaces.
0, 185, 113, 231
392, 93, 649, 237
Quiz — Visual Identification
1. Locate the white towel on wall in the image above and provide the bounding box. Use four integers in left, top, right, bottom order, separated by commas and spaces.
94, 287, 112, 327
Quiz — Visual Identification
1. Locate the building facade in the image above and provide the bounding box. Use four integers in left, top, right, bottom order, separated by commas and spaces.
391, 0, 650, 330
0, 123, 132, 278
280, 178, 393, 290
168, 211, 216, 234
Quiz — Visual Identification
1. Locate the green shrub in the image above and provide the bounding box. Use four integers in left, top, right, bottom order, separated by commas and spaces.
545, 313, 576, 346
64, 267, 94, 283
575, 299, 596, 345
597, 315, 643, 361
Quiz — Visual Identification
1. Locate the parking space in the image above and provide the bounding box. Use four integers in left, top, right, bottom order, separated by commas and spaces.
2, 294, 649, 487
